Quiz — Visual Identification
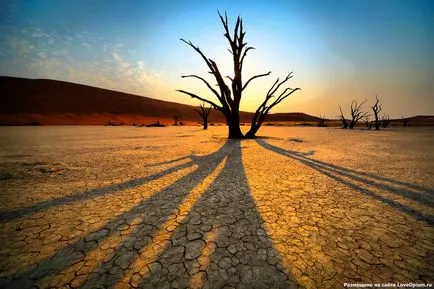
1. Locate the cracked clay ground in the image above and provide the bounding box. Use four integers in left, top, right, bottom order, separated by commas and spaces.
0, 126, 433, 289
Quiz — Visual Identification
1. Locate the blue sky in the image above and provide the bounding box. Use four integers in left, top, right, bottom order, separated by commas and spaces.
1, 0, 433, 117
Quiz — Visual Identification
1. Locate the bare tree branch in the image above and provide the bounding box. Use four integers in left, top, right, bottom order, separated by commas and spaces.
180, 39, 214, 73
240, 46, 255, 69
318, 114, 326, 127
349, 100, 367, 129
181, 75, 220, 100
242, 71, 271, 91
233, 16, 241, 46
176, 90, 222, 110
371, 95, 382, 130
266, 87, 300, 113
268, 72, 294, 97
338, 106, 348, 129
381, 114, 390, 128
245, 72, 300, 138
363, 114, 371, 129
225, 75, 234, 82
180, 38, 232, 110
180, 39, 226, 89
218, 11, 235, 48
179, 12, 300, 138
194, 102, 213, 129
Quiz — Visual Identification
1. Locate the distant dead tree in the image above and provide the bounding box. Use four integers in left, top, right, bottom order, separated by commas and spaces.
177, 12, 300, 139
402, 117, 409, 127
363, 115, 372, 129
349, 100, 367, 129
173, 116, 180, 126
371, 95, 382, 130
338, 106, 349, 129
381, 114, 390, 128
146, 121, 165, 127
318, 115, 326, 127
195, 102, 212, 130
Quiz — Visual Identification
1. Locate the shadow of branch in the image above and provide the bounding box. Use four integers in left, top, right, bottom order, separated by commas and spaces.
256, 139, 434, 226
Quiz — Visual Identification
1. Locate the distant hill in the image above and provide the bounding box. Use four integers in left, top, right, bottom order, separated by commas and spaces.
391, 115, 434, 127
265, 113, 321, 122
405, 115, 434, 122
0, 76, 321, 126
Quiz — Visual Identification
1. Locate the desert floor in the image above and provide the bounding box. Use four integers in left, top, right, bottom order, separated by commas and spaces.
0, 126, 433, 289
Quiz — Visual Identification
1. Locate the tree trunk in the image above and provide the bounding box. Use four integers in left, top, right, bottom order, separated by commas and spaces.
245, 113, 266, 138
228, 121, 244, 138
343, 120, 348, 129
374, 114, 380, 130
245, 126, 258, 139
221, 112, 241, 138
203, 121, 208, 130
371, 95, 382, 131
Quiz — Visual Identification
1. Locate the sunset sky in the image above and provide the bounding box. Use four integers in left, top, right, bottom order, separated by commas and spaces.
1, 0, 433, 118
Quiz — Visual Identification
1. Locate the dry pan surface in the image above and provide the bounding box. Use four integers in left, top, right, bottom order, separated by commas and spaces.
0, 126, 433, 289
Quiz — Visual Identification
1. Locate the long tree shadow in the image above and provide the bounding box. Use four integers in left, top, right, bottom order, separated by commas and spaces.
5, 140, 300, 289
0, 160, 194, 223
256, 139, 434, 226
134, 140, 299, 288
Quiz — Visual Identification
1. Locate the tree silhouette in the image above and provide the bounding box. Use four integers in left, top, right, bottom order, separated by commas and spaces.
173, 115, 180, 126
381, 114, 390, 128
318, 114, 326, 127
338, 106, 348, 129
177, 12, 300, 139
194, 102, 212, 130
364, 115, 372, 129
349, 100, 367, 129
371, 95, 382, 130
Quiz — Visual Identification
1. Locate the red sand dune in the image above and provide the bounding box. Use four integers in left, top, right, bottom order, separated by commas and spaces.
1, 76, 321, 126
3, 76, 432, 126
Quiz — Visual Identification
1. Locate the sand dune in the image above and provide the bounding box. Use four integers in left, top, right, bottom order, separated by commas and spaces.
1, 76, 320, 126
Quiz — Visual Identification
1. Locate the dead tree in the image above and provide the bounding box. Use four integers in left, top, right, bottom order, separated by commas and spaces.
338, 106, 349, 129
381, 114, 390, 128
363, 115, 371, 129
371, 95, 382, 130
195, 103, 212, 130
349, 100, 367, 129
318, 115, 326, 127
173, 116, 180, 126
245, 73, 300, 138
178, 12, 300, 139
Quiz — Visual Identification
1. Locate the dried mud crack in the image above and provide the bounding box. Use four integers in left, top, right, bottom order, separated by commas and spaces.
0, 126, 433, 288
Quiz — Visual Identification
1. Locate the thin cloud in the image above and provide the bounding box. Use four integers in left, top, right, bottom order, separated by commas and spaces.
1, 24, 170, 99
31, 32, 44, 38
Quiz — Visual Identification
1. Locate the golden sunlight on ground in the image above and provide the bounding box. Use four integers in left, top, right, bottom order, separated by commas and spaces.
242, 135, 434, 288
0, 126, 433, 288
114, 157, 227, 288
